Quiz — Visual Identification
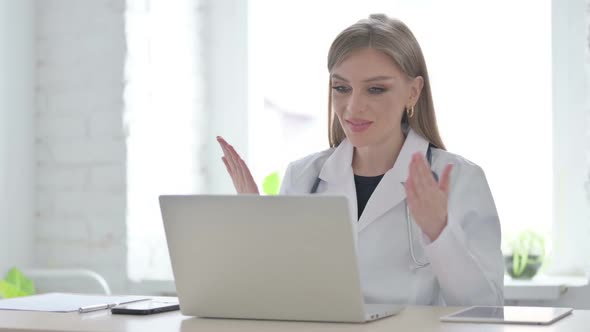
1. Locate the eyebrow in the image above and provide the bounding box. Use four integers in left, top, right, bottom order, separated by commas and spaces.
331, 74, 396, 83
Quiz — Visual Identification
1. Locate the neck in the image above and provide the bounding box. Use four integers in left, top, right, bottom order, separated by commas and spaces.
352, 130, 406, 177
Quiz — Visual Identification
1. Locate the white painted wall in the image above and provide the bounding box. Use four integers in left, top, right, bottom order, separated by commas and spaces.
551, 0, 590, 275
0, 0, 35, 275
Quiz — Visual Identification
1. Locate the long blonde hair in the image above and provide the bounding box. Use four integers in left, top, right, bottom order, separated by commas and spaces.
327, 14, 445, 150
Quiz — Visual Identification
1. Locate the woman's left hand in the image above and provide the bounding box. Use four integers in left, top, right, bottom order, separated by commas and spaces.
404, 152, 453, 242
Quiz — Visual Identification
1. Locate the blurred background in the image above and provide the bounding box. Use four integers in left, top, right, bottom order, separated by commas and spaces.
0, 0, 589, 307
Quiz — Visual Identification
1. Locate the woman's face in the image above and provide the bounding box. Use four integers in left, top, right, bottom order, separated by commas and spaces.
330, 48, 422, 148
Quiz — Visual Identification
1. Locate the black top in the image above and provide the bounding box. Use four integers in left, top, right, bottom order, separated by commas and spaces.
354, 174, 384, 220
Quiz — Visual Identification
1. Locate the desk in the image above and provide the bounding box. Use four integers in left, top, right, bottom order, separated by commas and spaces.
0, 303, 588, 332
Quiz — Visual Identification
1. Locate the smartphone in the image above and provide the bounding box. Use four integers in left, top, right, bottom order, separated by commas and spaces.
111, 300, 180, 315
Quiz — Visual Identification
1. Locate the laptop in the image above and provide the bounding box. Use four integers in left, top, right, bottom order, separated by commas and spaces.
159, 195, 405, 323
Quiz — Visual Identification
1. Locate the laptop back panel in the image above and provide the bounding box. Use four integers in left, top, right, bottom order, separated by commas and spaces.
160, 195, 367, 322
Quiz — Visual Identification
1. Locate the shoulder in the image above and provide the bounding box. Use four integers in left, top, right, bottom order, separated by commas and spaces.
430, 148, 485, 177
280, 148, 335, 195
286, 148, 335, 178
430, 148, 494, 205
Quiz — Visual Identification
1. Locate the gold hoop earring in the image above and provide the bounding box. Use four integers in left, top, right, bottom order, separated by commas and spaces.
406, 105, 415, 118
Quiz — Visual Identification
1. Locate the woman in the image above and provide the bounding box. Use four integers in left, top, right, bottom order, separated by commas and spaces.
217, 14, 503, 306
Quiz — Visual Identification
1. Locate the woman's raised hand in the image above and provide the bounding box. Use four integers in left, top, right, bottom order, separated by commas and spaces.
404, 152, 453, 241
217, 136, 260, 194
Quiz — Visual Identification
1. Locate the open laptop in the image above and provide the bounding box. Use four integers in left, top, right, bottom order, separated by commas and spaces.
159, 195, 405, 323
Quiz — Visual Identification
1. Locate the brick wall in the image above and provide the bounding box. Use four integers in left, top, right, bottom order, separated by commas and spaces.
35, 0, 128, 292
34, 0, 208, 293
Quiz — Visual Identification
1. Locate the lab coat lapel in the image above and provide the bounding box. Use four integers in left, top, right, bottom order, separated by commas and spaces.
318, 139, 358, 221
357, 129, 430, 232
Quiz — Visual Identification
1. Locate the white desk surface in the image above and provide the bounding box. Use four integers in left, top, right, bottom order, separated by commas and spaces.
0, 299, 588, 332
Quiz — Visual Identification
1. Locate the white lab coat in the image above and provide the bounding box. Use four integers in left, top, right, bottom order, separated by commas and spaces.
279, 129, 504, 306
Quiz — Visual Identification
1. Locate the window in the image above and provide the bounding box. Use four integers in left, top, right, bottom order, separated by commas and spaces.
248, 0, 552, 250
125, 0, 203, 281
126, 0, 589, 282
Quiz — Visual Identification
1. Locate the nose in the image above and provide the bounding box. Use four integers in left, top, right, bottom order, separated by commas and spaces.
347, 90, 366, 114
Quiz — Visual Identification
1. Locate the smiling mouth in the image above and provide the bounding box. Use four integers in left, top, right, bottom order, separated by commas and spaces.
346, 120, 373, 133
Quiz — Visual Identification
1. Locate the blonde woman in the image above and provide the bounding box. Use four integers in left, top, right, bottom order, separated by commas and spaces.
217, 14, 503, 306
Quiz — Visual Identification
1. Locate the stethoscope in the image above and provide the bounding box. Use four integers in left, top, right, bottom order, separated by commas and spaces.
310, 144, 437, 269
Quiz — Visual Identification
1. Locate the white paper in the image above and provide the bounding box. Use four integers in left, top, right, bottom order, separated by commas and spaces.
0, 293, 149, 312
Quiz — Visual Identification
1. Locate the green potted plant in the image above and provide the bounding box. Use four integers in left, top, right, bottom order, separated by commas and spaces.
504, 230, 545, 279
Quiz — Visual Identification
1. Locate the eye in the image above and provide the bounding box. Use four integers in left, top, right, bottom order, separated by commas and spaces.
331, 85, 351, 94
368, 87, 386, 94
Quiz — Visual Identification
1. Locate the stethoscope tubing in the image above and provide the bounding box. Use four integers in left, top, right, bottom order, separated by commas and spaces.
310, 145, 436, 269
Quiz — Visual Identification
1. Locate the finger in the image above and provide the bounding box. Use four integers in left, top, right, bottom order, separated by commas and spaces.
224, 142, 253, 193
414, 153, 436, 188
220, 142, 239, 177
237, 157, 248, 182
221, 156, 230, 173
219, 137, 251, 193
221, 144, 238, 176
217, 137, 234, 166
226, 143, 241, 165
223, 156, 240, 191
406, 157, 418, 194
237, 157, 249, 190
227, 144, 245, 187
239, 158, 255, 183
217, 136, 231, 153
217, 135, 231, 146
439, 164, 453, 195
405, 177, 419, 214
217, 136, 239, 163
409, 155, 427, 196
239, 158, 257, 193
216, 135, 225, 146
219, 143, 243, 190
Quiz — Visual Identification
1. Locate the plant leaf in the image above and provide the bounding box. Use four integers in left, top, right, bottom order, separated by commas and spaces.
262, 172, 281, 195
509, 230, 546, 278
0, 280, 28, 299
513, 253, 522, 277
4, 267, 35, 297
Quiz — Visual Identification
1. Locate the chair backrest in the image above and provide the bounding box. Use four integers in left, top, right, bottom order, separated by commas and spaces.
22, 268, 111, 295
